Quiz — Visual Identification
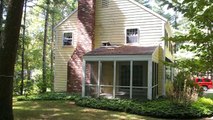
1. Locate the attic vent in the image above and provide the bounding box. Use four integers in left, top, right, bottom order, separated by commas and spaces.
102, 0, 109, 8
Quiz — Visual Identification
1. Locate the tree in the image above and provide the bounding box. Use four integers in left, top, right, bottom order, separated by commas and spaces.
163, 0, 213, 76
135, 0, 177, 27
42, 0, 50, 93
20, 0, 28, 95
0, 0, 24, 119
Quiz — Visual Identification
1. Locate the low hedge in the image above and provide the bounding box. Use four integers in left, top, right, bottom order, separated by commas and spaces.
75, 97, 213, 119
16, 93, 213, 119
16, 92, 81, 101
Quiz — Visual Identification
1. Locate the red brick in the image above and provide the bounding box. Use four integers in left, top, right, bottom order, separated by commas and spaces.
67, 0, 96, 92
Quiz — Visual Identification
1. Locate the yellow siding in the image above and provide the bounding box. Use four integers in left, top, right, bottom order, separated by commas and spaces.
151, 46, 164, 96
165, 22, 174, 61
165, 46, 174, 61
54, 11, 78, 92
152, 46, 160, 63
101, 62, 114, 94
157, 47, 164, 96
95, 0, 165, 48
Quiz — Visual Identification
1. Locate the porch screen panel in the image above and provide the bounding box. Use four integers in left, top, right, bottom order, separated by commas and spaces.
85, 61, 99, 97
115, 61, 130, 99
152, 62, 158, 99
132, 61, 148, 99
100, 61, 114, 98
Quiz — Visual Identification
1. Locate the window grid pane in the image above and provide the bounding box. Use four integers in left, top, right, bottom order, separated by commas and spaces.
126, 28, 138, 43
63, 32, 72, 45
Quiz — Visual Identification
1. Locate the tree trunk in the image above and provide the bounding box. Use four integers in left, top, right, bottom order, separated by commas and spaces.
0, 0, 24, 119
20, 0, 27, 95
50, 10, 55, 92
42, 0, 50, 93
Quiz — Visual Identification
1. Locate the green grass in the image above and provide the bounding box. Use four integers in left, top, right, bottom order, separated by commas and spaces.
13, 99, 160, 120
14, 92, 213, 119
204, 93, 213, 100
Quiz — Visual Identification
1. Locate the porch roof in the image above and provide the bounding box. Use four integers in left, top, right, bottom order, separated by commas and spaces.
84, 45, 157, 56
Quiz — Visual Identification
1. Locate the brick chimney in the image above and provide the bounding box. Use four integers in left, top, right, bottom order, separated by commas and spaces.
67, 0, 96, 92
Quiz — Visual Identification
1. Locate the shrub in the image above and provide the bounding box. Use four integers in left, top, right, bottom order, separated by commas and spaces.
16, 92, 81, 101
13, 79, 35, 95
166, 71, 202, 105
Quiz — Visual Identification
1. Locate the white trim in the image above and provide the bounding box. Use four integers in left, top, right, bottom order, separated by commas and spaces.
82, 60, 86, 97
129, 0, 167, 22
165, 22, 173, 37
84, 55, 152, 61
147, 60, 152, 100
86, 84, 147, 89
97, 61, 102, 97
100, 85, 113, 87
62, 31, 74, 47
125, 27, 140, 44
54, 9, 78, 30
152, 84, 158, 88
55, 30, 58, 50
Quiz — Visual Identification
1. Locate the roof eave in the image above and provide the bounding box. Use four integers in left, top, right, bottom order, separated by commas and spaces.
129, 0, 167, 22
53, 9, 78, 30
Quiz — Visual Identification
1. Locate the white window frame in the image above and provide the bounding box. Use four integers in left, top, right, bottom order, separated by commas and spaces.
125, 27, 140, 44
62, 32, 73, 46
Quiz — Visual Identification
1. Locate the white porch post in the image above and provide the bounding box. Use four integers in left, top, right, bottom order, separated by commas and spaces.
147, 60, 152, 100
130, 61, 133, 99
113, 61, 116, 98
97, 61, 102, 97
82, 60, 86, 97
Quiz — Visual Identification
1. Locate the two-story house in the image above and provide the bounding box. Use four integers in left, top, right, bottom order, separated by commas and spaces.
54, 0, 173, 100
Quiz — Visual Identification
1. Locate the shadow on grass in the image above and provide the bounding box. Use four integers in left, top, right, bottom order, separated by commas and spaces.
13, 100, 159, 120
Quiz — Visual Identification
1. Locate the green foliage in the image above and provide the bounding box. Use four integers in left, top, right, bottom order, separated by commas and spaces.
135, 0, 175, 25
76, 97, 213, 119
162, 0, 213, 74
76, 97, 142, 113
13, 79, 34, 95
16, 92, 81, 101
166, 71, 202, 105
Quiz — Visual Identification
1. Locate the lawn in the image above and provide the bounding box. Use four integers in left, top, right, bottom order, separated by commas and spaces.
13, 92, 213, 120
13, 99, 161, 120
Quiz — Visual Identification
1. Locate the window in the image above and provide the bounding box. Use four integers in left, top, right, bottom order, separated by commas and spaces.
126, 28, 139, 43
102, 0, 109, 8
63, 32, 72, 46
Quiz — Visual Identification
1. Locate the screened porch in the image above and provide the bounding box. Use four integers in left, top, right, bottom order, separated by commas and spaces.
82, 46, 160, 100
82, 60, 159, 100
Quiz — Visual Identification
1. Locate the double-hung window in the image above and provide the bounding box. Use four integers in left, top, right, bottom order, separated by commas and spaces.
126, 28, 139, 44
63, 32, 72, 46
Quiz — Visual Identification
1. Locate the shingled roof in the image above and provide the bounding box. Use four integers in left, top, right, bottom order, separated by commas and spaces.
84, 45, 157, 56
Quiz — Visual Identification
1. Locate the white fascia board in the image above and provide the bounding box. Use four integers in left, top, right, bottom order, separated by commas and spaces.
129, 0, 167, 22
165, 22, 173, 37
83, 55, 152, 61
53, 9, 78, 30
